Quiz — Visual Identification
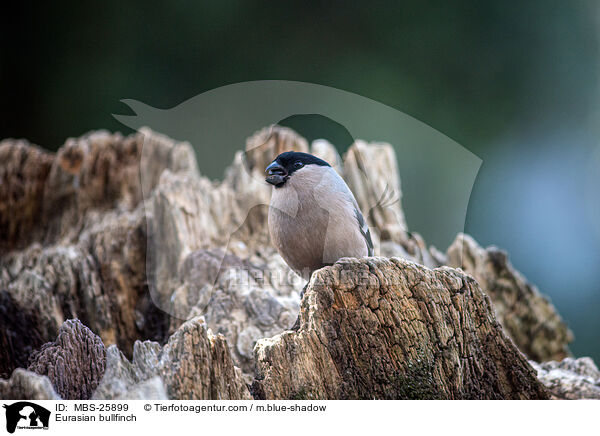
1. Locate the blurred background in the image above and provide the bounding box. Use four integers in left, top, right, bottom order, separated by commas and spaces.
2, 1, 599, 361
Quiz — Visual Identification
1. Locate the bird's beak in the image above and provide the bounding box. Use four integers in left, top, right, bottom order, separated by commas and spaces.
265, 161, 288, 186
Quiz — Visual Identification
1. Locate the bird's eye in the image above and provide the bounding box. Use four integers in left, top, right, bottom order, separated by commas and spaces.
294, 161, 304, 169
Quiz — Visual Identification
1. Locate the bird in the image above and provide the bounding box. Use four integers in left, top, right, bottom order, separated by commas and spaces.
265, 151, 374, 288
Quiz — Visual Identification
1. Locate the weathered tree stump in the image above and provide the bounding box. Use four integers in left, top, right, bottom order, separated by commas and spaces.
447, 233, 572, 362
0, 127, 593, 400
28, 319, 106, 400
253, 257, 549, 399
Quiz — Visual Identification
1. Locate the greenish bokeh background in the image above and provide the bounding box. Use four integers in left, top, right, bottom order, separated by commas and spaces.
2, 1, 599, 361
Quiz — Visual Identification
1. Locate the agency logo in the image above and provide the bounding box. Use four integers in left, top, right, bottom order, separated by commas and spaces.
2, 402, 50, 433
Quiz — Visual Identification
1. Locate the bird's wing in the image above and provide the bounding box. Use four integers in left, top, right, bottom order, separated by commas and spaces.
317, 166, 375, 257
353, 202, 374, 256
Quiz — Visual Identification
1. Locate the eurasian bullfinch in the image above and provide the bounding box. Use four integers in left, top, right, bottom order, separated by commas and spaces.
265, 151, 373, 282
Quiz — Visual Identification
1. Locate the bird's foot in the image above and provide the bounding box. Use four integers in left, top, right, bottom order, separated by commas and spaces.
299, 282, 308, 299
289, 283, 309, 331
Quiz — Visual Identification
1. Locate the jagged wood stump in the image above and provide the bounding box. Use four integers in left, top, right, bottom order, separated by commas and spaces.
2, 127, 584, 400
253, 257, 549, 399
93, 317, 252, 400
27, 319, 106, 400
446, 233, 572, 362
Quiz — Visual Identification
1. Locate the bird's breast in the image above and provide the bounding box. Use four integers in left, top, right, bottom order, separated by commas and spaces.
268, 190, 329, 279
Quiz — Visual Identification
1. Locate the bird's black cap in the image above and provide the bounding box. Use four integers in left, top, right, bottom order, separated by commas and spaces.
274, 151, 331, 170
266, 151, 331, 187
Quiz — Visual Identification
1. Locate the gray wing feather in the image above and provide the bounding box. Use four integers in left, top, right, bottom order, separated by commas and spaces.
326, 167, 374, 256
354, 207, 374, 256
